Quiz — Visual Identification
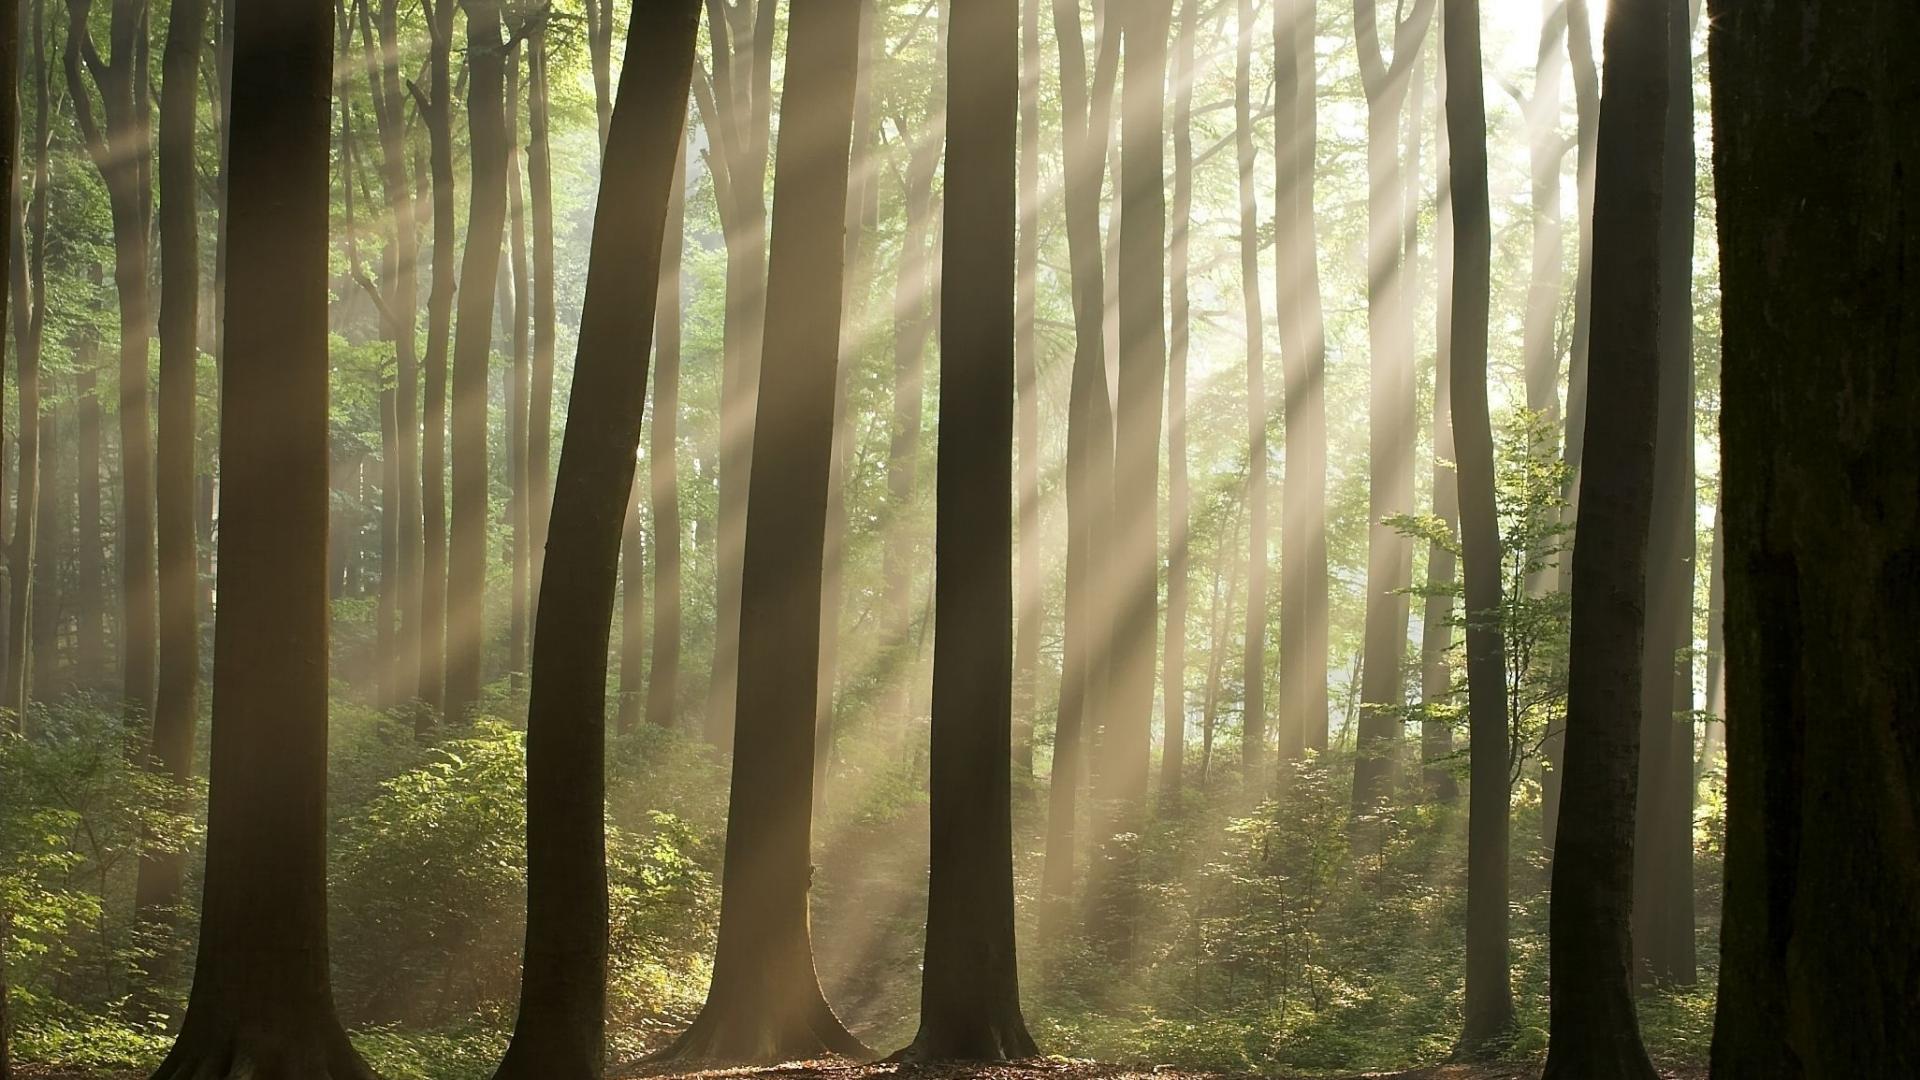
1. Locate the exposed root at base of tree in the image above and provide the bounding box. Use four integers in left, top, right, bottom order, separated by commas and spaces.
138, 1028, 380, 1080
614, 1058, 1708, 1080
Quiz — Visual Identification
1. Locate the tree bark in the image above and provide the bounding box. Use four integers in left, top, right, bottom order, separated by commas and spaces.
1014, 0, 1042, 781
1443, 0, 1515, 1052
147, 0, 378, 1068
526, 17, 556, 626
5, 0, 46, 716
617, 473, 644, 735
646, 134, 686, 732
1420, 37, 1459, 801
417, 0, 457, 723
1707, 0, 1920, 1072
894, 0, 1038, 1057
1539, 0, 1668, 1074
445, 0, 509, 722
1234, 0, 1265, 778
1160, 0, 1192, 801
1276, 0, 1329, 758
505, 38, 531, 689
76, 360, 107, 691
488, 7, 697, 1075
655, 0, 870, 1062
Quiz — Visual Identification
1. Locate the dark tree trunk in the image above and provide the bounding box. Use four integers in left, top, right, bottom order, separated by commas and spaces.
488, 8, 697, 1073
1631, 0, 1696, 990
617, 474, 644, 735
5, 0, 45, 717
1420, 41, 1459, 801
1707, 0, 1920, 1073
377, 392, 399, 706
32, 405, 63, 702
133, 0, 206, 931
1539, 0, 1668, 1075
1353, 0, 1435, 813
147, 0, 377, 1069
65, 0, 157, 720
1041, 0, 1117, 915
417, 0, 457, 722
1161, 0, 1192, 800
646, 135, 686, 732
1276, 0, 1329, 758
656, 0, 869, 1061
701, 0, 777, 751
1443, 0, 1514, 1052
1234, 0, 1265, 777
445, 0, 509, 722
1014, 0, 1042, 781
895, 0, 1037, 1058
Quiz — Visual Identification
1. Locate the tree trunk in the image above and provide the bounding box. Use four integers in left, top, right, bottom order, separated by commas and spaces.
1013, 0, 1042, 781
133, 0, 206, 932
1698, 503, 1722, 772
505, 39, 531, 689
76, 360, 107, 691
1235, 0, 1265, 778
1353, 0, 1436, 813
417, 0, 456, 723
617, 473, 644, 735
1708, 1, 1920, 1073
895, 0, 1038, 1057
646, 134, 686, 732
32, 403, 62, 702
1040, 0, 1117, 916
527, 18, 556, 628
1276, 0, 1329, 758
1160, 0, 1192, 801
1631, 0, 1696, 989
489, 8, 696, 1075
656, 0, 869, 1061
1443, 0, 1515, 1052
445, 0, 510, 722
1420, 38, 1459, 801
148, 0, 378, 1068
1538, 0, 1668, 1074
5, 0, 46, 717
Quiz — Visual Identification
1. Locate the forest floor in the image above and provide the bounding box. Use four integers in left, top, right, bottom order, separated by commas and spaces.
17, 1060, 1712, 1080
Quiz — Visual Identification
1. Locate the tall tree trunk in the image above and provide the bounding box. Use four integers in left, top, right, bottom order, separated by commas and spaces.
32, 404, 62, 702
617, 474, 644, 735
377, 393, 398, 706
1276, 0, 1329, 758
5, 0, 46, 717
657, 0, 869, 1060
148, 0, 379, 1068
1632, 0, 1696, 989
505, 39, 530, 688
1444, 0, 1515, 1052
1708, 0, 1920, 1073
1538, 0, 1668, 1074
700, 0, 778, 750
1420, 35, 1459, 801
417, 0, 457, 722
580, 0, 612, 150
1698, 502, 1722, 771
646, 135, 686, 731
76, 360, 106, 690
896, 0, 1037, 1056
1041, 0, 1118, 914
491, 9, 697, 1070
65, 0, 157, 720
133, 0, 206, 931
445, 0, 509, 722
1161, 0, 1192, 801
1234, 0, 1265, 778
1353, 0, 1436, 813
1013, 0, 1042, 781
526, 17, 555, 625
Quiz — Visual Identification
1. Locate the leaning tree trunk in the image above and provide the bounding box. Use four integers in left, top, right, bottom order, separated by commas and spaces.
1708, 0, 1920, 1073
654, 0, 870, 1062
1443, 0, 1515, 1053
1539, 0, 1668, 1076
147, 0, 378, 1070
894, 0, 1038, 1057
1276, 0, 1330, 758
488, 5, 699, 1073
445, 0, 510, 723
133, 0, 206, 935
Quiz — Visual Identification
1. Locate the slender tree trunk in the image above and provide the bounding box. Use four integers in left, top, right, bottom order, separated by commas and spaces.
1235, 0, 1265, 778
617, 473, 644, 735
580, 0, 612, 151
445, 0, 509, 722
1353, 0, 1436, 812
1160, 0, 1192, 801
657, 0, 869, 1060
1539, 0, 1668, 1073
1419, 36, 1459, 801
149, 0, 378, 1068
417, 0, 456, 723
1632, 0, 1696, 989
377, 392, 398, 706
76, 360, 106, 690
1709, 1, 1920, 1073
32, 404, 62, 702
1276, 0, 1329, 758
489, 7, 697, 1073
1013, 0, 1042, 781
133, 0, 206, 931
1444, 0, 1515, 1051
5, 0, 46, 717
646, 135, 686, 731
896, 0, 1037, 1056
505, 39, 531, 688
527, 18, 556, 622
1041, 0, 1118, 915
1699, 503, 1722, 771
